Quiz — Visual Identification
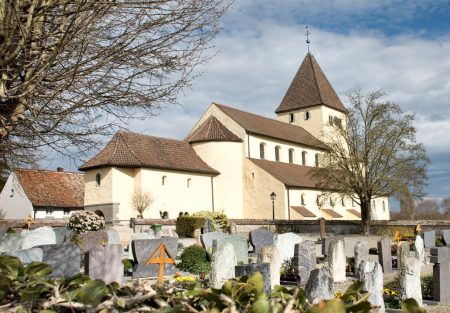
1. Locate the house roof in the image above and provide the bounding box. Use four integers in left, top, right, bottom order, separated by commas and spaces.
291, 206, 317, 218
15, 169, 84, 208
248, 158, 318, 188
79, 131, 219, 175
186, 116, 242, 143
321, 208, 343, 218
347, 209, 361, 218
215, 103, 327, 150
275, 53, 347, 114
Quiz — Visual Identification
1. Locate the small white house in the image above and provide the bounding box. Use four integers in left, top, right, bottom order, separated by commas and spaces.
0, 168, 84, 219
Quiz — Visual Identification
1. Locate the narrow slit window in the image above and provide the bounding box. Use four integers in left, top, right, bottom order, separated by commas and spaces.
259, 143, 265, 159
275, 146, 280, 161
95, 173, 101, 187
288, 149, 294, 163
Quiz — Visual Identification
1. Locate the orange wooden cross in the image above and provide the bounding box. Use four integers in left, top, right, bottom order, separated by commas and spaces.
394, 231, 402, 243
145, 243, 176, 282
416, 224, 423, 235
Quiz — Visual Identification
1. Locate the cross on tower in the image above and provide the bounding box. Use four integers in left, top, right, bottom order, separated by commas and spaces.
145, 243, 176, 282
305, 26, 311, 53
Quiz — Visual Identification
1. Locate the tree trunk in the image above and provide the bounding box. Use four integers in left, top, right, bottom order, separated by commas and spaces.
360, 200, 372, 235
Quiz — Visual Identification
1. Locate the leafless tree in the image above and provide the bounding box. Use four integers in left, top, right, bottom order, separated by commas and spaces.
416, 198, 442, 220
311, 90, 429, 234
132, 191, 154, 218
0, 0, 231, 169
394, 185, 417, 220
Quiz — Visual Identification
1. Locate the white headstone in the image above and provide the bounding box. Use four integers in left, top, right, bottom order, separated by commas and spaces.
305, 268, 334, 304
210, 243, 236, 289
275, 232, 302, 263
258, 244, 281, 288
22, 227, 56, 249
329, 239, 346, 282
354, 241, 368, 277
414, 235, 428, 265
400, 257, 422, 306
8, 247, 43, 264
358, 260, 385, 313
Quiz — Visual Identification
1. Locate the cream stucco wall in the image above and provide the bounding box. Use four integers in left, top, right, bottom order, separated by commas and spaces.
0, 173, 33, 219
277, 106, 323, 139
192, 141, 244, 218
84, 168, 113, 206
111, 168, 136, 220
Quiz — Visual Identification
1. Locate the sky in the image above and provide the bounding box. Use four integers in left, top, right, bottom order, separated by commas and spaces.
44, 0, 450, 202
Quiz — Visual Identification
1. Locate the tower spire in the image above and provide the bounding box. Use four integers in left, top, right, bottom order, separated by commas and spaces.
305, 26, 311, 53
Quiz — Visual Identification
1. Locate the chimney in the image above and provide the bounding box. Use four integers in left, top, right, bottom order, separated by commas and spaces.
57, 167, 64, 172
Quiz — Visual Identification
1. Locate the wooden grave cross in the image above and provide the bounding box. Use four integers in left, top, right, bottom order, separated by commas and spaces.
394, 231, 402, 243
145, 243, 176, 282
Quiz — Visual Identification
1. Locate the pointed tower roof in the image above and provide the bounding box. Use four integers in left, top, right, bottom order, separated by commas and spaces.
275, 53, 347, 114
186, 116, 242, 143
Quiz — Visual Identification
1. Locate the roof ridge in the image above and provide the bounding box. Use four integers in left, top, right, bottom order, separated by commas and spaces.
119, 130, 183, 143
211, 116, 228, 138
308, 53, 324, 105
15, 168, 83, 175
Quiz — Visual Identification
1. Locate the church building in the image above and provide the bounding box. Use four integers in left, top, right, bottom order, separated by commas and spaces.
79, 53, 390, 222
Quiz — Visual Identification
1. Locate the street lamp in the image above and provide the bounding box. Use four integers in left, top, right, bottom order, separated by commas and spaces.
270, 192, 277, 220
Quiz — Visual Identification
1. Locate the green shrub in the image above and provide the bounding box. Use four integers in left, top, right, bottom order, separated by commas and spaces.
280, 257, 296, 281
191, 211, 229, 231
178, 245, 211, 274
176, 216, 206, 237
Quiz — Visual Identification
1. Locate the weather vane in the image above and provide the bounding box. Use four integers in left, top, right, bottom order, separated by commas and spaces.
305, 26, 311, 53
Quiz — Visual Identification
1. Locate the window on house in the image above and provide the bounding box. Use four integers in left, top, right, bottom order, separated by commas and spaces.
372, 200, 376, 210
289, 113, 295, 123
10, 189, 14, 197
302, 151, 307, 165
275, 146, 280, 161
162, 176, 167, 186
382, 201, 386, 212
315, 153, 319, 167
330, 198, 335, 207
288, 149, 294, 163
316, 195, 321, 206
304, 111, 310, 120
301, 194, 305, 205
46, 209, 54, 216
259, 143, 265, 159
341, 196, 345, 206
352, 199, 356, 207
95, 173, 101, 186
187, 178, 192, 188
328, 115, 334, 125
63, 209, 70, 215
334, 117, 342, 127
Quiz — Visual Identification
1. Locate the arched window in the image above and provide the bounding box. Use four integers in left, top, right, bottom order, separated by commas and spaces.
316, 195, 321, 206
352, 198, 356, 207
330, 197, 335, 207
315, 153, 319, 167
301, 193, 305, 205
259, 143, 265, 159
341, 196, 345, 206
187, 178, 192, 188
372, 200, 376, 210
95, 173, 101, 187
304, 111, 310, 120
288, 149, 294, 163
162, 176, 167, 186
382, 201, 386, 212
289, 113, 295, 123
302, 151, 307, 165
275, 146, 280, 161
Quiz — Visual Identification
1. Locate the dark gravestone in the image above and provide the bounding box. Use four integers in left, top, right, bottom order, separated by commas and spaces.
249, 228, 276, 257
235, 263, 271, 295
293, 241, 316, 284
377, 237, 393, 273
321, 236, 345, 257
78, 231, 108, 252
430, 247, 450, 302
212, 235, 248, 264
85, 244, 123, 286
201, 219, 214, 234
37, 243, 81, 278
132, 238, 178, 278
200, 231, 228, 255
423, 231, 436, 249
443, 230, 450, 246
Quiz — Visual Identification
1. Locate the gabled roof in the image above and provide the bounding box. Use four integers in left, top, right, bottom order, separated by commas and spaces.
15, 169, 84, 208
79, 131, 219, 175
248, 158, 318, 188
291, 206, 317, 218
215, 103, 327, 150
275, 53, 347, 114
186, 116, 242, 143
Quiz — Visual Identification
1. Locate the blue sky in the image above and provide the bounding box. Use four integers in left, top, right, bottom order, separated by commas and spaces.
44, 1, 450, 202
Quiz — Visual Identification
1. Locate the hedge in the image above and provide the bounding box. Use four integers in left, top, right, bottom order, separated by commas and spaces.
176, 216, 206, 237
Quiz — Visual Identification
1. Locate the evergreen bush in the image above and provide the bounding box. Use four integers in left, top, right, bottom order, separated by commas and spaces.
178, 245, 211, 274
176, 216, 205, 237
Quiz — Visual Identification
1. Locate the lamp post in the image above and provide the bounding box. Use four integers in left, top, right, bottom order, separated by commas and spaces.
270, 192, 276, 220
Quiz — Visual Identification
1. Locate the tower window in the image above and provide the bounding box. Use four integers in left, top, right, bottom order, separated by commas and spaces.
302, 151, 307, 165
187, 178, 192, 188
162, 176, 167, 186
304, 111, 310, 120
275, 146, 280, 161
95, 173, 101, 186
289, 113, 295, 123
288, 149, 294, 163
328, 115, 334, 125
259, 143, 265, 159
301, 193, 305, 205
382, 201, 386, 212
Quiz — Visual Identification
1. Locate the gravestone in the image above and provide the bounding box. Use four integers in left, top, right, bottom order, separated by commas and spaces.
8, 247, 43, 264
78, 231, 108, 252
415, 235, 427, 265
85, 244, 123, 286
329, 239, 346, 282
230, 222, 237, 234
235, 263, 271, 295
354, 241, 368, 277
106, 228, 121, 245
397, 241, 410, 269
0, 233, 23, 253
275, 232, 302, 263
377, 237, 392, 273
212, 235, 248, 264
132, 238, 178, 278
257, 245, 280, 288
358, 261, 384, 313
53, 227, 72, 244
322, 235, 345, 257
22, 226, 56, 249
249, 228, 277, 257
37, 243, 80, 278
293, 241, 316, 284
128, 233, 150, 259
210, 243, 237, 288
442, 230, 450, 246
201, 231, 228, 255
399, 257, 422, 306
201, 219, 214, 234
423, 231, 435, 249
305, 268, 334, 305
430, 247, 450, 302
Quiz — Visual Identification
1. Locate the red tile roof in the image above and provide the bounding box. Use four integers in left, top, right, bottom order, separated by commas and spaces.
291, 206, 317, 217
347, 209, 362, 218
275, 53, 347, 114
16, 169, 84, 208
248, 158, 318, 188
321, 208, 343, 218
215, 103, 327, 150
79, 131, 219, 175
186, 116, 242, 143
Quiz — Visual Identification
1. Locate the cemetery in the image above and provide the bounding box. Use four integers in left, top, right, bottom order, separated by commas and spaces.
0, 211, 449, 312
